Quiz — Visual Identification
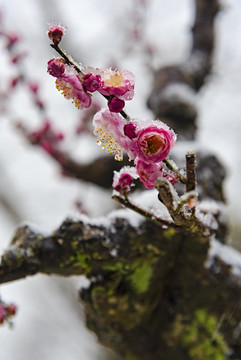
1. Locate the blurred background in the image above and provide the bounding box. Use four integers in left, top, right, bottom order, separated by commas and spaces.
0, 0, 241, 359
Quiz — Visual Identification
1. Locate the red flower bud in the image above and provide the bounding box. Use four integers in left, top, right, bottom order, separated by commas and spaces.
108, 96, 125, 113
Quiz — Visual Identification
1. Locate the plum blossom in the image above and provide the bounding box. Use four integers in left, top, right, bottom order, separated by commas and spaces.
98, 69, 135, 101
55, 66, 92, 109
48, 60, 92, 109
48, 22, 66, 45
93, 109, 129, 161
135, 120, 176, 163
112, 166, 138, 195
135, 159, 164, 189
93, 110, 176, 166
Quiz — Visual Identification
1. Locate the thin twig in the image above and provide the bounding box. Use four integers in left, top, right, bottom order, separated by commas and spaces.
50, 43, 84, 74
163, 158, 187, 184
112, 194, 176, 228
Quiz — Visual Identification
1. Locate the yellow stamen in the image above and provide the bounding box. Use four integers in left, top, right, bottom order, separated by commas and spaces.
94, 127, 123, 161
104, 73, 124, 87
145, 135, 164, 154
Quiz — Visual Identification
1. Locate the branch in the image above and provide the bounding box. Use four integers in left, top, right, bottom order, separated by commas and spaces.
185, 151, 196, 192
0, 219, 112, 284
191, 0, 221, 89
1, 211, 241, 359
147, 0, 221, 139
112, 193, 176, 228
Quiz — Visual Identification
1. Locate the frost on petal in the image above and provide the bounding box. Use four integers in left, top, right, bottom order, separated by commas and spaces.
47, 58, 66, 77
93, 109, 125, 160
97, 69, 135, 101
135, 158, 164, 189
108, 96, 125, 113
112, 166, 138, 194
82, 73, 101, 92
55, 71, 91, 109
93, 109, 138, 161
136, 120, 176, 163
124, 123, 138, 139
48, 22, 67, 45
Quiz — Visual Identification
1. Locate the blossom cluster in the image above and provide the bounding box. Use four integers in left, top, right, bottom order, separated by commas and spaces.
93, 109, 177, 190
47, 58, 135, 113
47, 23, 178, 193
47, 23, 134, 113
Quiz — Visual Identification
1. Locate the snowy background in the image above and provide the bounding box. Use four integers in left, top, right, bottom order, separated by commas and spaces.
0, 0, 241, 359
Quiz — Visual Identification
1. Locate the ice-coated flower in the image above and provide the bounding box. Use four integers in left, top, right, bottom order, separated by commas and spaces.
82, 73, 101, 92
48, 22, 66, 45
108, 96, 125, 113
112, 166, 137, 195
55, 70, 92, 109
97, 68, 135, 101
136, 120, 176, 163
93, 109, 137, 161
47, 58, 66, 77
135, 159, 164, 189
93, 109, 126, 161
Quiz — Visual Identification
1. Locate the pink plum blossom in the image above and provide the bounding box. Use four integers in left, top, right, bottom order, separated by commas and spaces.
112, 166, 137, 195
93, 109, 126, 161
95, 68, 135, 101
93, 109, 137, 161
135, 159, 164, 189
135, 120, 176, 163
55, 67, 92, 110
48, 22, 66, 45
47, 61, 92, 109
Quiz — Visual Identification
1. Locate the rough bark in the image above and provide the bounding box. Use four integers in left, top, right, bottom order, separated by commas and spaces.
0, 198, 240, 359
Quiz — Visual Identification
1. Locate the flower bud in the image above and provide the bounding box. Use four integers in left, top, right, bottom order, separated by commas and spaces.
48, 23, 66, 45
47, 58, 66, 77
112, 168, 136, 195
124, 123, 137, 139
83, 73, 101, 92
108, 96, 125, 113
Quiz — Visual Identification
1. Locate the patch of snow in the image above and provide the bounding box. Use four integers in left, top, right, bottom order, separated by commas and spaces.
161, 82, 197, 105
206, 237, 241, 278
196, 200, 226, 230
